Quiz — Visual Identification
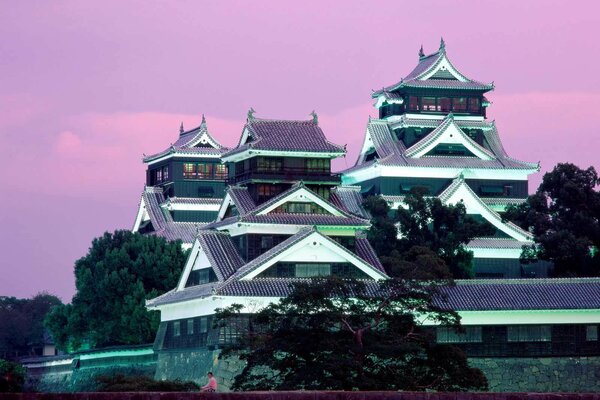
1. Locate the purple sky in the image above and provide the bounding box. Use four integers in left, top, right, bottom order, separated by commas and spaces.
1, 1, 599, 301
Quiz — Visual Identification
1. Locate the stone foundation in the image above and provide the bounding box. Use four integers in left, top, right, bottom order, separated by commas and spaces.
469, 356, 600, 392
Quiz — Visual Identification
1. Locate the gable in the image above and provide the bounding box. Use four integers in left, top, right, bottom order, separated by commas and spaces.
425, 143, 476, 157
257, 187, 344, 217
240, 231, 387, 281
419, 53, 469, 82
405, 119, 494, 160
441, 180, 532, 242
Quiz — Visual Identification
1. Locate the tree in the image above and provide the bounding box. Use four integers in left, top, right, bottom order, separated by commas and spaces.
215, 278, 487, 391
504, 163, 600, 276
45, 231, 188, 351
364, 189, 494, 278
0, 359, 26, 393
0, 293, 62, 359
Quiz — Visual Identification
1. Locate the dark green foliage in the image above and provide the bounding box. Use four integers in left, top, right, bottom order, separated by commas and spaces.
95, 374, 199, 392
45, 231, 188, 351
0, 359, 26, 392
215, 278, 488, 392
364, 190, 494, 278
0, 293, 62, 359
504, 163, 600, 277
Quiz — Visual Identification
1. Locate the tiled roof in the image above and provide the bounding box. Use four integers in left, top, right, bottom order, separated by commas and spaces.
224, 118, 345, 157
400, 79, 493, 90
394, 116, 491, 130
240, 214, 370, 227
227, 186, 257, 215
480, 197, 526, 207
137, 186, 205, 244
217, 278, 382, 297
437, 278, 600, 311
224, 227, 317, 281
373, 44, 493, 97
167, 197, 222, 206
196, 230, 245, 281
403, 115, 495, 159
146, 283, 218, 307
467, 238, 530, 250
330, 186, 371, 219
355, 236, 385, 273
347, 118, 539, 173
438, 178, 533, 241
143, 118, 229, 162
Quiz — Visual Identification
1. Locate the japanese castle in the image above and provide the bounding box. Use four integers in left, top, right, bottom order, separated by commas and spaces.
131, 40, 600, 389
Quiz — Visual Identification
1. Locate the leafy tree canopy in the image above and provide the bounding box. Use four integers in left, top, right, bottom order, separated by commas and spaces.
0, 293, 62, 359
215, 278, 487, 392
0, 359, 26, 393
45, 231, 187, 351
364, 189, 494, 279
504, 163, 600, 276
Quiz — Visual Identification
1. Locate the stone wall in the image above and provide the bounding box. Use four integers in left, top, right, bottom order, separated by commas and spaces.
23, 345, 157, 393
155, 349, 244, 391
3, 392, 600, 399
469, 356, 600, 392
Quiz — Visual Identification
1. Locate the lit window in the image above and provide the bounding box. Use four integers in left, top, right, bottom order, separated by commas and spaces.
173, 321, 181, 337
439, 97, 451, 112
437, 326, 482, 343
422, 97, 437, 111
215, 164, 228, 179
163, 166, 169, 180
197, 163, 214, 178
587, 326, 598, 341
156, 169, 162, 182
187, 319, 194, 335
183, 163, 196, 179
507, 325, 551, 342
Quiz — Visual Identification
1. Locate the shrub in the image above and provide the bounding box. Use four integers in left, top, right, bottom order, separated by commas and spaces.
96, 374, 200, 392
0, 359, 26, 393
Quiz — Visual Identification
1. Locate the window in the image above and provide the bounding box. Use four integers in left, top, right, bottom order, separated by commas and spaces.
422, 97, 437, 111
185, 268, 217, 287
156, 169, 163, 182
587, 325, 598, 341
173, 321, 181, 337
306, 158, 330, 173
257, 184, 281, 201
215, 164, 228, 179
197, 163, 214, 178
437, 326, 482, 343
469, 97, 480, 112
183, 163, 196, 178
453, 97, 467, 112
273, 202, 329, 214
295, 263, 331, 278
408, 96, 420, 111
507, 325, 551, 342
257, 157, 283, 172
310, 186, 331, 200
439, 97, 452, 112
162, 166, 169, 180
200, 317, 208, 334
187, 319, 195, 335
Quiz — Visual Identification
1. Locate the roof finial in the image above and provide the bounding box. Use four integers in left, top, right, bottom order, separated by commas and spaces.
419, 44, 425, 58
201, 114, 206, 125
439, 37, 446, 51
247, 107, 256, 121
179, 122, 184, 135
310, 110, 318, 125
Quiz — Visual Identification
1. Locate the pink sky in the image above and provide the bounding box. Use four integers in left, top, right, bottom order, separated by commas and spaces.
1, 1, 599, 301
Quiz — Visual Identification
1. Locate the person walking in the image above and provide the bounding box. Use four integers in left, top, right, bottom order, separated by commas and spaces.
201, 372, 218, 392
